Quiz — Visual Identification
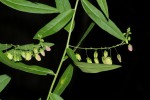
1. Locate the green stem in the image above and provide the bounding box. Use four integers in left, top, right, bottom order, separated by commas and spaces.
46, 0, 79, 100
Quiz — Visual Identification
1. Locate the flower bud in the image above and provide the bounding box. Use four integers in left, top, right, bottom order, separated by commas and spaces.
75, 53, 81, 61
40, 48, 45, 56
6, 52, 13, 60
128, 44, 133, 52
25, 51, 32, 61
45, 46, 51, 51
94, 58, 99, 64
102, 57, 112, 65
94, 51, 98, 58
86, 57, 92, 63
33, 48, 38, 54
103, 50, 108, 58
21, 51, 26, 58
35, 54, 41, 61
117, 54, 122, 63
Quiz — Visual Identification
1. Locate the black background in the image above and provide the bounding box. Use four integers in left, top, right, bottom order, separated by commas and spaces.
0, 0, 150, 100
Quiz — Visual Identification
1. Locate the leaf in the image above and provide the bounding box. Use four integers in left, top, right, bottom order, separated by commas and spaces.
55, 0, 71, 13
74, 62, 121, 73
0, 43, 12, 51
0, 74, 11, 93
96, 0, 109, 19
53, 64, 73, 95
49, 93, 64, 100
81, 0, 126, 41
33, 9, 74, 39
0, 0, 59, 14
0, 51, 55, 76
64, 20, 75, 33
66, 48, 78, 62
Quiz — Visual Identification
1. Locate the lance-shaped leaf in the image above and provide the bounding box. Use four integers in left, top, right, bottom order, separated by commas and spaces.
0, 0, 59, 14
0, 51, 55, 76
96, 0, 109, 19
64, 20, 75, 33
55, 0, 71, 13
0, 74, 11, 93
53, 64, 73, 95
66, 48, 78, 62
33, 9, 74, 39
49, 93, 64, 100
74, 62, 121, 73
81, 0, 126, 41
0, 43, 12, 51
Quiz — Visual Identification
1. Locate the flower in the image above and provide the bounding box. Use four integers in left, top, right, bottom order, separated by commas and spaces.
75, 53, 81, 61
45, 46, 51, 51
128, 44, 133, 52
40, 48, 45, 56
35, 54, 41, 61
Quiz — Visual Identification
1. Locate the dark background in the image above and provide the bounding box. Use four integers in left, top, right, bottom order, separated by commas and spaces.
0, 0, 150, 100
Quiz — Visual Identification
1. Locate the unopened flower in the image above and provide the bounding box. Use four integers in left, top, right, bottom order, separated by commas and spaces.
33, 48, 39, 54
86, 57, 92, 63
21, 51, 26, 58
103, 50, 108, 58
128, 44, 133, 52
45, 46, 51, 51
94, 58, 99, 64
6, 52, 13, 60
35, 54, 41, 61
40, 48, 45, 56
102, 57, 112, 65
117, 54, 122, 63
25, 51, 32, 61
94, 51, 98, 58
75, 53, 81, 61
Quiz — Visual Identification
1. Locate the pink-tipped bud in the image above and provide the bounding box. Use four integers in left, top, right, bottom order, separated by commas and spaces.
40, 48, 45, 56
35, 54, 41, 61
128, 44, 133, 52
45, 46, 51, 51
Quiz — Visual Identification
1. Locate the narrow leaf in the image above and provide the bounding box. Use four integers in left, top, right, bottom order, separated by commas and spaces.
64, 20, 75, 33
81, 0, 126, 41
0, 74, 11, 93
33, 9, 74, 39
55, 0, 71, 13
74, 62, 121, 73
96, 0, 109, 19
0, 51, 55, 75
49, 93, 64, 100
66, 48, 78, 62
53, 64, 73, 95
0, 0, 59, 14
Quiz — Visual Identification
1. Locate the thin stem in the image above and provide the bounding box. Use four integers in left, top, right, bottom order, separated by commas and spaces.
46, 0, 79, 100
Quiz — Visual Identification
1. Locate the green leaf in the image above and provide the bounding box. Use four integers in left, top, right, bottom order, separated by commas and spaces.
49, 93, 64, 100
53, 64, 73, 95
55, 0, 71, 13
33, 9, 74, 39
0, 51, 55, 76
0, 43, 12, 51
64, 20, 75, 33
66, 48, 78, 62
81, 0, 126, 41
0, 74, 11, 93
96, 0, 109, 19
0, 0, 59, 14
74, 62, 121, 73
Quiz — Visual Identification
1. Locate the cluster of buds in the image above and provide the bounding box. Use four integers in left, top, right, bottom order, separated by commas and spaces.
5, 45, 51, 62
75, 49, 123, 65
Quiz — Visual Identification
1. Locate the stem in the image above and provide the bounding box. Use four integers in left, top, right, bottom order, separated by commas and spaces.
46, 0, 79, 100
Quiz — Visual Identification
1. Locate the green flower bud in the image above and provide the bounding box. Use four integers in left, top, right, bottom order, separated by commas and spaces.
94, 51, 98, 58
104, 57, 112, 65
86, 57, 92, 63
94, 58, 99, 64
21, 51, 26, 58
103, 50, 108, 58
75, 53, 81, 61
117, 54, 122, 63
6, 52, 13, 60
33, 48, 38, 54
40, 48, 45, 56
25, 51, 32, 61
35, 54, 41, 61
